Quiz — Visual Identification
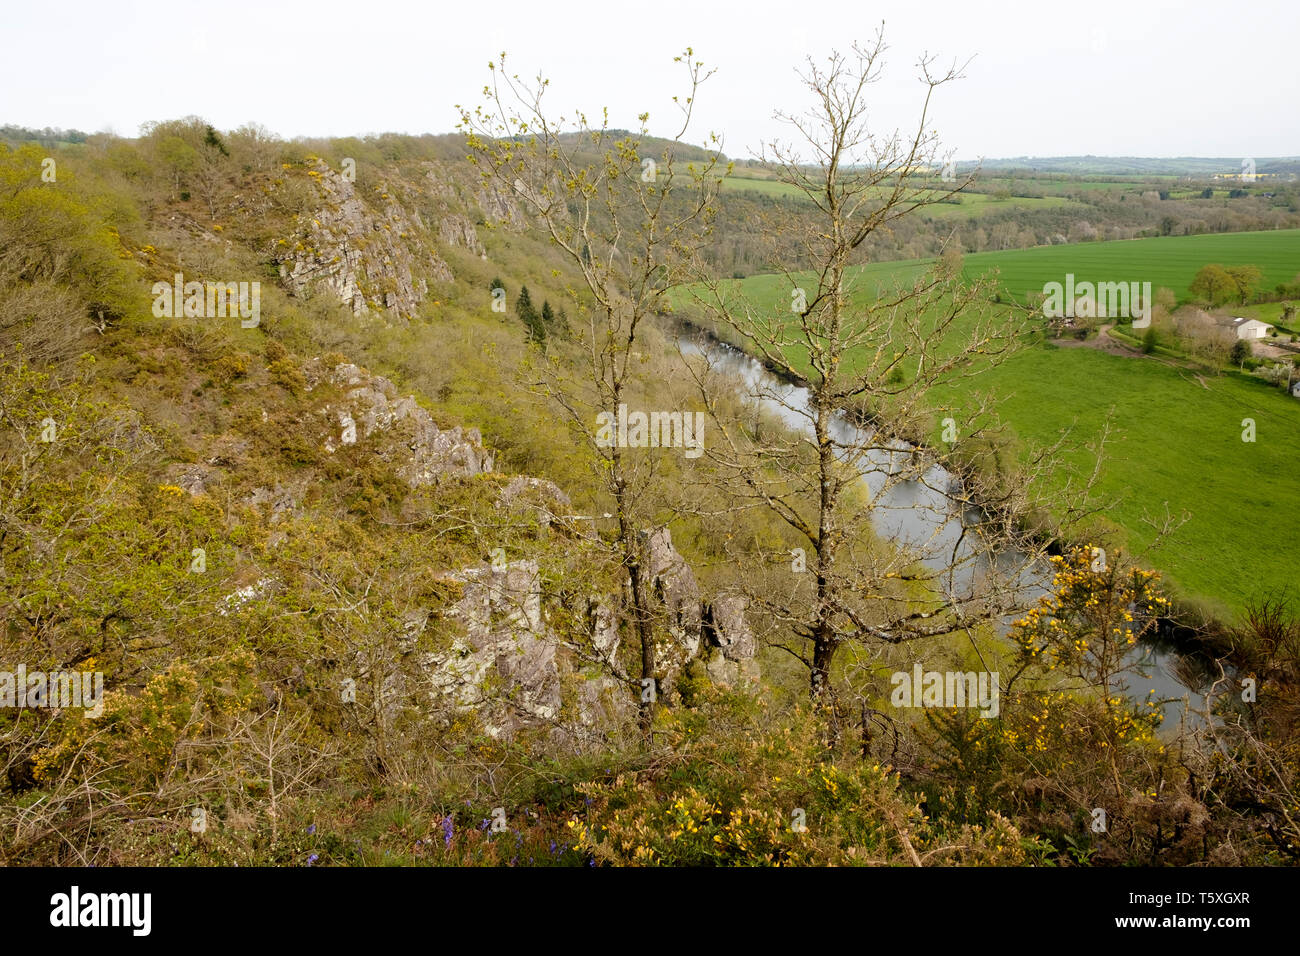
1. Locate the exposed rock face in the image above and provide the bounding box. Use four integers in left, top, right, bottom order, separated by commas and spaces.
495, 476, 571, 535
587, 599, 621, 666
168, 463, 218, 496
275, 161, 452, 322
430, 559, 561, 737
420, 532, 759, 740
437, 214, 486, 257
474, 180, 527, 230
629, 528, 762, 695
269, 157, 528, 322
703, 594, 760, 689
305, 358, 493, 484
636, 527, 703, 698
245, 483, 301, 522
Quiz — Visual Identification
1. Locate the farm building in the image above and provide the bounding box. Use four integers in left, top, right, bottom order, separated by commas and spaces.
1292, 380, 1300, 400
1217, 316, 1273, 339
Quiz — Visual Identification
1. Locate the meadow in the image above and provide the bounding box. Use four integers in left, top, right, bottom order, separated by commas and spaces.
673, 163, 1083, 216
959, 228, 1300, 304
674, 228, 1300, 616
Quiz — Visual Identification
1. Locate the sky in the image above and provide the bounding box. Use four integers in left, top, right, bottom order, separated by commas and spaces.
2, 0, 1296, 161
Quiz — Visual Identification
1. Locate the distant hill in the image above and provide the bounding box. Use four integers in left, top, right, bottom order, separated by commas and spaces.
963, 155, 1300, 178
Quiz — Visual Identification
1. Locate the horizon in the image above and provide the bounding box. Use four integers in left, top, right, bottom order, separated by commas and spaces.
3, 0, 1296, 160
5, 120, 1298, 169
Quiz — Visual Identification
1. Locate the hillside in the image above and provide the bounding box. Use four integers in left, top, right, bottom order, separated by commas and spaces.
3, 115, 1299, 870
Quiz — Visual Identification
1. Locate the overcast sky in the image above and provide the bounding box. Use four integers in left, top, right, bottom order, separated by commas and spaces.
4, 0, 1295, 160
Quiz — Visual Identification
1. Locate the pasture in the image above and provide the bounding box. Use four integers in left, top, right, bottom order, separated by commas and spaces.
674, 229, 1300, 615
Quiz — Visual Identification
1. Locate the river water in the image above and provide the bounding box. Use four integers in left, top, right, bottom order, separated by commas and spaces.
677, 328, 1218, 731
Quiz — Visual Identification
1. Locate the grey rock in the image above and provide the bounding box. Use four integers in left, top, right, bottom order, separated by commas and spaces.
274, 161, 453, 323
305, 358, 493, 485
704, 594, 757, 662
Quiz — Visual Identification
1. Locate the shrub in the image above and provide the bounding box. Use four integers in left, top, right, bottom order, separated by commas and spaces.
268, 357, 306, 394
213, 350, 252, 384
568, 692, 1031, 866
264, 338, 289, 363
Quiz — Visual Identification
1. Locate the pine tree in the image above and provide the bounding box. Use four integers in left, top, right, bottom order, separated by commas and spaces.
516, 285, 535, 323
517, 286, 545, 347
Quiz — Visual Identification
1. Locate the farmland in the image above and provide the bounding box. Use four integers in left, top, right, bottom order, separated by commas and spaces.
675, 228, 1300, 615
675, 163, 1084, 216
958, 228, 1300, 304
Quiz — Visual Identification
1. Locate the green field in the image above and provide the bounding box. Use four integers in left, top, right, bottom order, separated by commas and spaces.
934, 346, 1300, 614
972, 176, 1145, 195
958, 229, 1300, 304
676, 229, 1300, 616
692, 229, 1300, 308
673, 164, 1084, 216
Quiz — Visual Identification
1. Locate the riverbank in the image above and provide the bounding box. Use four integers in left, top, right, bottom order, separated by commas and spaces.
664, 310, 1249, 695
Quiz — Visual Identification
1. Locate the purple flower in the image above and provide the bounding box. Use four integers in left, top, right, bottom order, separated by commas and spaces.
307, 824, 316, 835
307, 854, 318, 866
549, 841, 557, 854
442, 815, 454, 847
479, 818, 491, 831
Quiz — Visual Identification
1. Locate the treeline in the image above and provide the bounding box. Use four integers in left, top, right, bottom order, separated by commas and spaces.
692, 177, 1300, 278
0, 123, 91, 145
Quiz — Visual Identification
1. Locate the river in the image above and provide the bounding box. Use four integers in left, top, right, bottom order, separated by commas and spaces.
676, 326, 1220, 731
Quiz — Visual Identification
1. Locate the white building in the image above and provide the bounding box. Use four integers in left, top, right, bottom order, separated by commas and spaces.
1220, 316, 1273, 340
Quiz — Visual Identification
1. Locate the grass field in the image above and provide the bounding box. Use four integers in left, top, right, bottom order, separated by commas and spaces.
674, 229, 1300, 616
673, 164, 1085, 216
956, 229, 1300, 305
693, 229, 1300, 307
972, 176, 1145, 195
722, 177, 1079, 217
932, 346, 1300, 615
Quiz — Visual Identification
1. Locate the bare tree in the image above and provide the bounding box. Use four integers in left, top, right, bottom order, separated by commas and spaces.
681, 31, 1105, 718
458, 51, 722, 737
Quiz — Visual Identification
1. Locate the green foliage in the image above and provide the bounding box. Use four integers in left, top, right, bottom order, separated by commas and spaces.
4, 114, 1298, 869
268, 357, 306, 395
0, 143, 144, 366
570, 693, 1032, 866
515, 284, 546, 347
